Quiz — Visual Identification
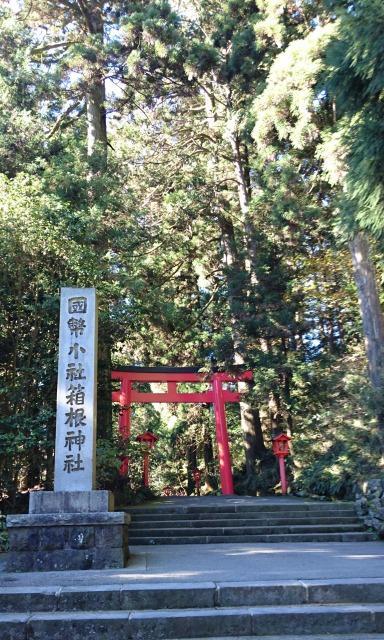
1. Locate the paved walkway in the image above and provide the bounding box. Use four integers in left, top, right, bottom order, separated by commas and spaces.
1, 541, 384, 587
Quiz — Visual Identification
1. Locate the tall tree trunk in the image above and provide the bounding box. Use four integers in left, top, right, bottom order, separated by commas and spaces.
82, 3, 112, 437
226, 117, 274, 473
203, 79, 267, 476
349, 232, 384, 431
226, 122, 258, 277
87, 76, 107, 162
186, 442, 197, 495
84, 4, 107, 160
219, 216, 267, 474
349, 232, 384, 436
203, 426, 214, 474
280, 338, 294, 439
83, 3, 111, 438
203, 426, 218, 491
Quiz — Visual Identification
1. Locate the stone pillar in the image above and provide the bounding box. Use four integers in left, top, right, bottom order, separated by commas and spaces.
6, 288, 130, 572
54, 287, 98, 492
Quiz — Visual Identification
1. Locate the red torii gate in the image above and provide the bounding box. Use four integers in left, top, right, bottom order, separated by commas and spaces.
111, 366, 253, 495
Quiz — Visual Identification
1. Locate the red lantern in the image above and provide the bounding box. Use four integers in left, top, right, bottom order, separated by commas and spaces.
272, 433, 291, 495
272, 433, 291, 458
136, 431, 159, 487
136, 431, 159, 449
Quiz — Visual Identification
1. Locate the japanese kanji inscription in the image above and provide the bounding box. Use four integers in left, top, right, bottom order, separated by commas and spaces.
54, 288, 98, 491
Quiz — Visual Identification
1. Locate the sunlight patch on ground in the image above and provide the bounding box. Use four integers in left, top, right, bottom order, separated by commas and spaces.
341, 554, 384, 560
210, 546, 329, 556
112, 571, 202, 579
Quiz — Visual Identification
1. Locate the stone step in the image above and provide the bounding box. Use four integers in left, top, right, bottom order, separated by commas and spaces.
127, 511, 358, 523
130, 523, 365, 537
125, 503, 356, 516
3, 578, 384, 613
127, 605, 384, 639
129, 531, 376, 544
3, 603, 384, 639
129, 515, 359, 528
127, 498, 369, 546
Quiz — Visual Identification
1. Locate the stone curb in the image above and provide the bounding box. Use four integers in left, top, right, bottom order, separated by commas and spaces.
2, 603, 384, 640
2, 578, 384, 613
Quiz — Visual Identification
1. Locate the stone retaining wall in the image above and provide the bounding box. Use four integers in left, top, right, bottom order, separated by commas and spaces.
355, 478, 384, 536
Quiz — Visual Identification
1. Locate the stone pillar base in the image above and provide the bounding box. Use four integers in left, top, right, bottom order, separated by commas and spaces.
6, 491, 130, 572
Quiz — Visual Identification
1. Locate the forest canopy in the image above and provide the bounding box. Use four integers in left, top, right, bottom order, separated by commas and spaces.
1, 0, 384, 506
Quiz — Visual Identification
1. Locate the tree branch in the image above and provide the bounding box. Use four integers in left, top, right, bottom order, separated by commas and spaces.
46, 101, 82, 138
32, 40, 80, 55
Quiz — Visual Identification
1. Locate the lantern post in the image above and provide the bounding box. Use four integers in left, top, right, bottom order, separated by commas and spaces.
272, 433, 291, 495
192, 468, 202, 496
118, 455, 129, 478
136, 431, 158, 488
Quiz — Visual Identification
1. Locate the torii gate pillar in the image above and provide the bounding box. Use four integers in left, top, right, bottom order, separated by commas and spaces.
212, 373, 234, 494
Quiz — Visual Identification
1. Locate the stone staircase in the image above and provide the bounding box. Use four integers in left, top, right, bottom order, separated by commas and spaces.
2, 577, 384, 638
125, 498, 375, 545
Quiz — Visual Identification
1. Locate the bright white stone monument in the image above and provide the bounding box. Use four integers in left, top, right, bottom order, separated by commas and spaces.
54, 287, 98, 492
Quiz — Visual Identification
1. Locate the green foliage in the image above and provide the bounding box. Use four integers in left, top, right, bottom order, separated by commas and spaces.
96, 438, 121, 489
325, 0, 384, 234
292, 348, 382, 498
96, 436, 159, 505
252, 23, 335, 154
